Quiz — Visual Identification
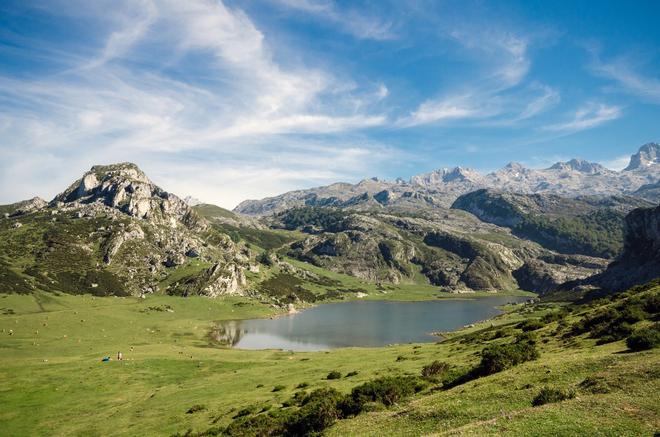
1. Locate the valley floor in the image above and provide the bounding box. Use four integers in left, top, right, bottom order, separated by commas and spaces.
0, 289, 658, 436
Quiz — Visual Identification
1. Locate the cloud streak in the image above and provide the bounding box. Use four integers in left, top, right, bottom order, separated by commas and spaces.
543, 103, 622, 132
589, 51, 660, 103
0, 0, 391, 207
273, 0, 394, 40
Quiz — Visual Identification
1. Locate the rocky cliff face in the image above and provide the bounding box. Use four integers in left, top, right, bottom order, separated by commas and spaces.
234, 143, 659, 216
590, 205, 660, 292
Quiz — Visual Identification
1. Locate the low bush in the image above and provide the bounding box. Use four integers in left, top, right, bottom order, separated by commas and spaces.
233, 405, 257, 418
541, 310, 568, 323
421, 361, 450, 378
532, 386, 575, 406
344, 376, 427, 412
225, 412, 286, 436
272, 385, 286, 392
476, 333, 539, 376
286, 388, 345, 435
326, 371, 342, 380
626, 325, 660, 351
345, 371, 359, 378
222, 375, 430, 436
185, 404, 206, 414
579, 376, 611, 394
570, 307, 634, 343
518, 319, 544, 332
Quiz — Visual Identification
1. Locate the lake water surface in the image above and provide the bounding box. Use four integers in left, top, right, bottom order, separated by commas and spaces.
210, 295, 530, 351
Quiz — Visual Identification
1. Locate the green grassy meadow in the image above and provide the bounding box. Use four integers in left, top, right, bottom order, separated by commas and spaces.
0, 286, 658, 436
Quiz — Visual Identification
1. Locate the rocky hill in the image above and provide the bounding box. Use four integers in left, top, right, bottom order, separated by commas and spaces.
588, 204, 660, 292
235, 143, 659, 216
451, 189, 652, 258
0, 163, 249, 297
268, 206, 606, 293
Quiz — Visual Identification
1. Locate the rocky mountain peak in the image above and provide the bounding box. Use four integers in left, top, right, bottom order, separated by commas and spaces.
184, 196, 203, 206
410, 166, 484, 186
52, 162, 205, 229
549, 158, 606, 174
443, 166, 478, 182
624, 142, 659, 171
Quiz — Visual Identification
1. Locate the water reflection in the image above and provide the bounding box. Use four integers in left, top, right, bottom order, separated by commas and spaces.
208, 320, 243, 346
210, 296, 529, 352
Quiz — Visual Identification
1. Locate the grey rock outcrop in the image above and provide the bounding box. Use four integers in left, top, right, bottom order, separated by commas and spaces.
53, 163, 206, 230
590, 205, 660, 291
6, 197, 47, 216
624, 143, 659, 171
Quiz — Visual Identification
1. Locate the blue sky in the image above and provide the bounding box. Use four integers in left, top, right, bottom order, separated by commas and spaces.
0, 0, 659, 207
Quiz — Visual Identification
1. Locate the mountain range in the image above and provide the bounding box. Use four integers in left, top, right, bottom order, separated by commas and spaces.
1, 142, 659, 300
234, 143, 660, 215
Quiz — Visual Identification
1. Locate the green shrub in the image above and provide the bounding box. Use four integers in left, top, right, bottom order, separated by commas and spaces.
225, 412, 287, 436
222, 376, 430, 437
518, 319, 544, 332
579, 376, 611, 394
532, 386, 575, 406
421, 361, 450, 378
326, 371, 342, 380
570, 307, 634, 343
256, 251, 275, 266
272, 385, 286, 392
286, 388, 345, 435
541, 310, 567, 323
344, 376, 426, 412
296, 382, 309, 389
626, 325, 660, 351
345, 371, 359, 378
185, 404, 206, 414
233, 405, 258, 418
477, 333, 539, 376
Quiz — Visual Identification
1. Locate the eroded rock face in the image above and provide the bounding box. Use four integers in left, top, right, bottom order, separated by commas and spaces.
103, 223, 145, 264
8, 197, 47, 216
591, 205, 660, 291
551, 204, 660, 298
625, 143, 659, 171
167, 263, 247, 297
514, 255, 607, 294
53, 163, 206, 230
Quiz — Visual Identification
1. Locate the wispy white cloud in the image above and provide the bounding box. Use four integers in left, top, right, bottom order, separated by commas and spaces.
589, 51, 660, 103
517, 84, 561, 120
273, 0, 394, 40
397, 27, 558, 127
397, 93, 494, 127
84, 0, 158, 69
0, 0, 390, 207
543, 103, 622, 132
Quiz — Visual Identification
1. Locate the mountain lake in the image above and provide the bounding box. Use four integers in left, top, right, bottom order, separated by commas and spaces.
210, 295, 531, 351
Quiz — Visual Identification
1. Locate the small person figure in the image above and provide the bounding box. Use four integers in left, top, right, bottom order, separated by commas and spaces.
117, 351, 123, 361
